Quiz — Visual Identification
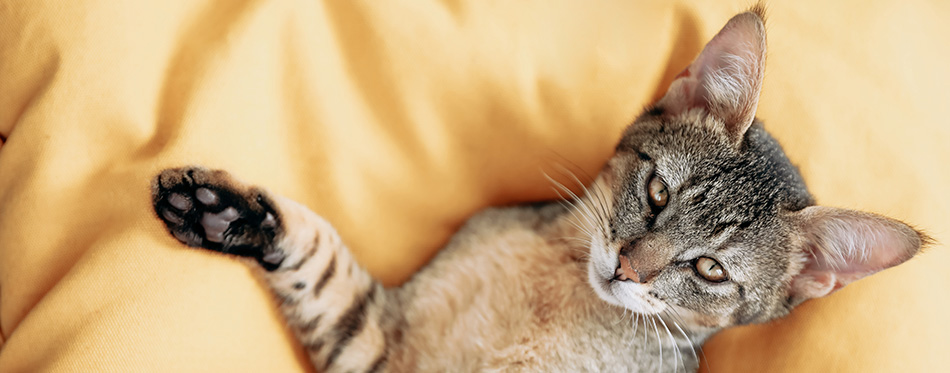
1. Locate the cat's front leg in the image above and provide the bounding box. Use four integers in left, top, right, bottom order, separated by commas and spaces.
152, 166, 395, 373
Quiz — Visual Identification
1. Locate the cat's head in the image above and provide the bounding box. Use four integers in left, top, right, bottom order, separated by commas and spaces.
584, 9, 927, 332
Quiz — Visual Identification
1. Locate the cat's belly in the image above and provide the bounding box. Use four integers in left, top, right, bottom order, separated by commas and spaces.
388, 205, 698, 372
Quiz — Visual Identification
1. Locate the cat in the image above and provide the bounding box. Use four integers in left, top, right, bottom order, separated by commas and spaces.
151, 8, 927, 372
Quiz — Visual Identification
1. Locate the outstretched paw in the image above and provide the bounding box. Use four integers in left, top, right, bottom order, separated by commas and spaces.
152, 167, 285, 269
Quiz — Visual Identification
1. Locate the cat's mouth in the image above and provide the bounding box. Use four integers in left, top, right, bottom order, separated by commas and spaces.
585, 239, 666, 314
587, 256, 666, 314
607, 279, 666, 314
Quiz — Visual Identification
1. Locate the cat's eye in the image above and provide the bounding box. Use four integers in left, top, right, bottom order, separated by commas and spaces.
694, 257, 728, 282
647, 175, 668, 208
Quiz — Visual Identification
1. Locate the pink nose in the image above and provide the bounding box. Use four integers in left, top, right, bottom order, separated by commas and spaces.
615, 255, 644, 283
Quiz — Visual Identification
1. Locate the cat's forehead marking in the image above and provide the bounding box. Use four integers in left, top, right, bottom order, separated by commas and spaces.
655, 153, 691, 190
677, 225, 738, 258
716, 248, 755, 284
678, 246, 710, 261
677, 182, 708, 204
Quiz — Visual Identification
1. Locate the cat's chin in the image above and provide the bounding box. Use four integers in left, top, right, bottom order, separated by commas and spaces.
587, 260, 666, 315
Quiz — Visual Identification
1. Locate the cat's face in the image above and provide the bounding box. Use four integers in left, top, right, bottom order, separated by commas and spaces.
587, 112, 811, 329
583, 10, 924, 333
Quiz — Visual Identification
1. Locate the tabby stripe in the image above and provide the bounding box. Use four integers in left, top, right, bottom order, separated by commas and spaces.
299, 315, 321, 334
674, 175, 698, 196
313, 254, 337, 298
281, 239, 318, 272
305, 338, 325, 352
276, 292, 298, 306
365, 338, 389, 373
324, 286, 376, 370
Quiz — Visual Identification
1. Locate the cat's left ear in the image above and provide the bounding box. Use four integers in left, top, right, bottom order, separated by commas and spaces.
655, 10, 767, 145
787, 206, 928, 306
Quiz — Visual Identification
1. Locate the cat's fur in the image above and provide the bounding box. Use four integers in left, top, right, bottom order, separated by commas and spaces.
152, 8, 927, 372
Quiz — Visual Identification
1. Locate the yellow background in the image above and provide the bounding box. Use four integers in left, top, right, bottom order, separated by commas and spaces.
1, 1, 947, 371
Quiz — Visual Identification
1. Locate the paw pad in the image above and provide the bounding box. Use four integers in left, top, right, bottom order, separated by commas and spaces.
152, 167, 281, 259
201, 205, 239, 243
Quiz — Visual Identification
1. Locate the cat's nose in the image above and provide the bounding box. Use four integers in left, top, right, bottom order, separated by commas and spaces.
615, 255, 642, 282
617, 240, 660, 283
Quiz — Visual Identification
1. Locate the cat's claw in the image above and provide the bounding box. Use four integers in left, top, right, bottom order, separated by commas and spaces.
152, 167, 285, 268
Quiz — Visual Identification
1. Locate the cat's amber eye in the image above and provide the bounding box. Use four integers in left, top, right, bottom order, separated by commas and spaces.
695, 257, 728, 282
648, 175, 668, 208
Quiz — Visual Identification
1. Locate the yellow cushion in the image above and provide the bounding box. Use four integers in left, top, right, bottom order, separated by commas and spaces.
0, 1, 946, 371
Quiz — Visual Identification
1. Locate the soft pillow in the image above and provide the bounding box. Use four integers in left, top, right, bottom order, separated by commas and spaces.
0, 1, 946, 371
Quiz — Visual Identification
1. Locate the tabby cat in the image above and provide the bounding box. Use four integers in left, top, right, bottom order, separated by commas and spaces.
152, 8, 927, 372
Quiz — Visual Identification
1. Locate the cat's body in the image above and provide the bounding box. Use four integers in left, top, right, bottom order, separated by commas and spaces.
390, 204, 698, 371
156, 170, 699, 372
151, 9, 926, 372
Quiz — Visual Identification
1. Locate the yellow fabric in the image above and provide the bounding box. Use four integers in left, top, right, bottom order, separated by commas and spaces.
1, 0, 947, 371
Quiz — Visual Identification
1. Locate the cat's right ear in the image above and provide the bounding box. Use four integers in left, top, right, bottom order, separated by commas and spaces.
786, 206, 929, 306
655, 9, 767, 146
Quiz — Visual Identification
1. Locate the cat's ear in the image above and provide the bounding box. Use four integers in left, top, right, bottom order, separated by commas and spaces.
787, 206, 928, 305
655, 10, 766, 145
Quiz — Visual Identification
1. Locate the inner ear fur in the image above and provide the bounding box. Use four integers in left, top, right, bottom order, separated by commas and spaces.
787, 206, 929, 305
654, 8, 767, 146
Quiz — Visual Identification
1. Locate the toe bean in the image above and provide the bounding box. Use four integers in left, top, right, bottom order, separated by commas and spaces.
195, 187, 219, 205
168, 193, 192, 210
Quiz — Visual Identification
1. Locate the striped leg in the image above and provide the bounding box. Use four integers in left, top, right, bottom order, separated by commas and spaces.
152, 167, 396, 373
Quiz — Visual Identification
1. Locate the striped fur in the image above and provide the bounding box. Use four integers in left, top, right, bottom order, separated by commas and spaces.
261, 195, 394, 372
153, 167, 398, 372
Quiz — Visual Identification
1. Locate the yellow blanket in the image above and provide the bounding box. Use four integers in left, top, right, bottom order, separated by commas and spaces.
1, 1, 947, 371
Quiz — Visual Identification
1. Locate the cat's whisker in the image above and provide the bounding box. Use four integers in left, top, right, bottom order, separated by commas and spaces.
627, 312, 641, 347
573, 198, 601, 238
590, 181, 612, 237
551, 189, 583, 220
581, 194, 607, 239
562, 216, 594, 239
656, 314, 680, 372
542, 157, 609, 227
545, 172, 602, 238
633, 312, 640, 335
545, 172, 583, 205
554, 197, 598, 247
585, 178, 610, 238
650, 315, 662, 373
566, 246, 593, 258
556, 166, 611, 238
668, 311, 710, 373
563, 235, 595, 256
545, 172, 579, 205
566, 246, 594, 260
586, 190, 609, 238
547, 179, 599, 241
665, 311, 698, 367
588, 180, 609, 233
560, 237, 594, 247
616, 308, 628, 327
641, 315, 647, 358
560, 218, 593, 241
